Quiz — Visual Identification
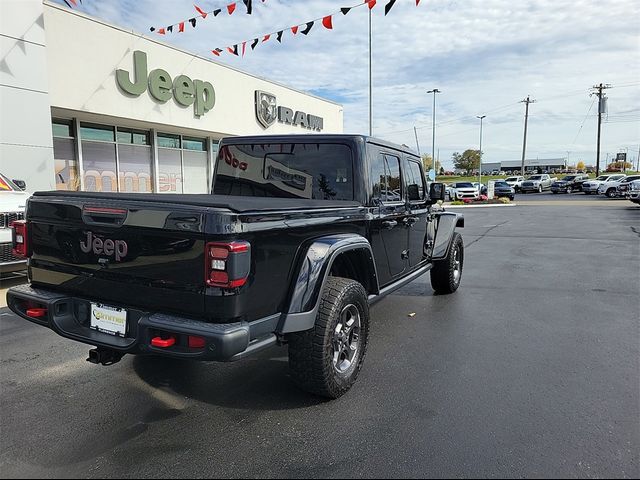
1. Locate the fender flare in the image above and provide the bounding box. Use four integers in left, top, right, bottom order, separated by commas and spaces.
278, 234, 378, 334
431, 212, 464, 261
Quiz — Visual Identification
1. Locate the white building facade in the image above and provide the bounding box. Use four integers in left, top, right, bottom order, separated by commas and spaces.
0, 1, 343, 194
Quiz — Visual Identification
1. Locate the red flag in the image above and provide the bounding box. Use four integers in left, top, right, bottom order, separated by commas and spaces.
416, 0, 421, 4
322, 15, 333, 29
367, 0, 377, 9
194, 5, 208, 18
242, 41, 247, 57
158, 28, 166, 34
291, 25, 299, 35
68, 0, 77, 5
178, 22, 185, 32
227, 3, 236, 14
211, 49, 221, 56
262, 34, 271, 42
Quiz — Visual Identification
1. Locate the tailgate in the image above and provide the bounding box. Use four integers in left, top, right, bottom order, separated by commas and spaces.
27, 195, 208, 317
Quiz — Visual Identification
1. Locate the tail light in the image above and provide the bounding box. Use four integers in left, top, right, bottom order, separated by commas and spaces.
205, 241, 251, 288
11, 220, 30, 258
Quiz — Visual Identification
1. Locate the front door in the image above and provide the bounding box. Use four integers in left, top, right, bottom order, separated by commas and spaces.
404, 158, 430, 267
370, 152, 409, 285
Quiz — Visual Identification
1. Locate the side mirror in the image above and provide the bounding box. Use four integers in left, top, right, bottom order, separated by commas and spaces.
407, 184, 420, 201
428, 182, 446, 202
12, 179, 26, 191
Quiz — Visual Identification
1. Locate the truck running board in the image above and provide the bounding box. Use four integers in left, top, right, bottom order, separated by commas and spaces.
368, 264, 432, 305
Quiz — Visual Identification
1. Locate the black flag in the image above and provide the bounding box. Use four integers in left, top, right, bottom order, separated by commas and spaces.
276, 30, 283, 42
189, 18, 197, 27
340, 7, 351, 15
213, 9, 221, 16
243, 0, 252, 14
167, 25, 173, 32
150, 27, 156, 32
384, 0, 397, 15
251, 38, 259, 50
301, 21, 314, 35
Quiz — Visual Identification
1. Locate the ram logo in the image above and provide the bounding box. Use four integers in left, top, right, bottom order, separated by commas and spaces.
255, 90, 278, 129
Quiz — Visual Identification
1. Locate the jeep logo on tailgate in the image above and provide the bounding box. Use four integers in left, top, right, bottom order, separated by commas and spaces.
80, 232, 128, 261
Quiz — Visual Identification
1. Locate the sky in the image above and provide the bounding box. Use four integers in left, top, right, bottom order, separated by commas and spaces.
55, 0, 639, 170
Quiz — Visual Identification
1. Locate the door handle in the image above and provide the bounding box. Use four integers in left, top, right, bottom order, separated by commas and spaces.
382, 220, 398, 230
403, 216, 419, 226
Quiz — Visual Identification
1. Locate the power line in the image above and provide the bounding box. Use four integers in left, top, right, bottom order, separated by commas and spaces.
571, 97, 597, 145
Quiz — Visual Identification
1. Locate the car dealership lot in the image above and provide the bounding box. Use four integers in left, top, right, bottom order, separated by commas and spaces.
1, 201, 638, 478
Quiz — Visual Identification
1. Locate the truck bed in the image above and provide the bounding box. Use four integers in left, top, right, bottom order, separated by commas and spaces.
32, 191, 361, 213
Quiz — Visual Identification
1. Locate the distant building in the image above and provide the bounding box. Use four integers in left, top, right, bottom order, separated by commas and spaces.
478, 158, 569, 173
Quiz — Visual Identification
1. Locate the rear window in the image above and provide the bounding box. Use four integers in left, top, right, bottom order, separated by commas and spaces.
214, 143, 354, 200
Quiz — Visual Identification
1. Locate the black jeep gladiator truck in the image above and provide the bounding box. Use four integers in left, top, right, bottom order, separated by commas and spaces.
8, 134, 463, 398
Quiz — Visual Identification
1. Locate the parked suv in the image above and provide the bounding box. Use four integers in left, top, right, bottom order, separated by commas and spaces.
520, 174, 555, 193
505, 176, 524, 192
626, 180, 640, 205
0, 173, 29, 274
7, 134, 464, 399
598, 175, 640, 198
581, 174, 625, 194
550, 174, 590, 194
448, 182, 479, 200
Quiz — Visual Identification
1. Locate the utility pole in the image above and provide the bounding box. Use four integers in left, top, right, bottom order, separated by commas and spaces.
520, 96, 535, 176
590, 83, 611, 176
637, 144, 640, 172
477, 115, 486, 190
414, 126, 421, 156
427, 89, 441, 169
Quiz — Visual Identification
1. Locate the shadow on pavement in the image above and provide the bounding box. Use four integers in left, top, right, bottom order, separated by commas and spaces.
131, 346, 329, 411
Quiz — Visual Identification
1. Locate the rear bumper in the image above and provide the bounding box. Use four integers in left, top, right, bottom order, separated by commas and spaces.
6, 284, 278, 362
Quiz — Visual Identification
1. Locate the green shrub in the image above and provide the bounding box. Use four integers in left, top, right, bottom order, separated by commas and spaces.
498, 197, 511, 204
451, 201, 465, 205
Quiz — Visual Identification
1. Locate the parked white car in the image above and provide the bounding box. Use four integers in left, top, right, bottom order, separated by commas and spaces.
598, 175, 640, 198
626, 180, 640, 205
504, 176, 525, 192
1, 173, 30, 273
448, 182, 479, 201
582, 174, 625, 194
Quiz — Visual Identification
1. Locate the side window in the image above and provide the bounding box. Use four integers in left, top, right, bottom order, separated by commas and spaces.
371, 153, 402, 202
405, 160, 425, 200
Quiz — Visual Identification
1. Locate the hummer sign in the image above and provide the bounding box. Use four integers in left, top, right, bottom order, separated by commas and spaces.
116, 51, 215, 117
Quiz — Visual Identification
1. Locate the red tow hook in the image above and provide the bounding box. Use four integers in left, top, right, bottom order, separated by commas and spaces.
26, 308, 47, 318
151, 336, 176, 348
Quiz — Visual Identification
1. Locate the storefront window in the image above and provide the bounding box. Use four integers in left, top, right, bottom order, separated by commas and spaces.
53, 119, 79, 191
82, 141, 117, 192
157, 133, 181, 149
116, 128, 150, 146
118, 144, 153, 192
80, 124, 115, 142
157, 133, 208, 194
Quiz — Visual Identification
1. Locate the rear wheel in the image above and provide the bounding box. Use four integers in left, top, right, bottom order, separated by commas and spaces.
287, 277, 369, 399
606, 188, 616, 198
431, 232, 464, 294
566, 186, 573, 194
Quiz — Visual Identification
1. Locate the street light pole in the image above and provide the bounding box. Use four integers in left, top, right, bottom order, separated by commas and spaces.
477, 115, 486, 192
427, 89, 441, 166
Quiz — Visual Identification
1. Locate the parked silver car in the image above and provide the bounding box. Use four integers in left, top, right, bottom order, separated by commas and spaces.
581, 174, 625, 194
626, 180, 640, 205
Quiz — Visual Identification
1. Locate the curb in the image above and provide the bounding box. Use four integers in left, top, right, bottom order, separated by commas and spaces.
444, 203, 517, 209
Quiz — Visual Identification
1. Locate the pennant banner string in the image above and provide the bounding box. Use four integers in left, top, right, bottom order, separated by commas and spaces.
150, 0, 266, 33
211, 0, 419, 58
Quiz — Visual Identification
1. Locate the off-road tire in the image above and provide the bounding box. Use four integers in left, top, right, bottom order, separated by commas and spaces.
287, 277, 369, 399
430, 232, 464, 294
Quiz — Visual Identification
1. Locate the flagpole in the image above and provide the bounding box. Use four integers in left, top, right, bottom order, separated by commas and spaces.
369, 7, 372, 137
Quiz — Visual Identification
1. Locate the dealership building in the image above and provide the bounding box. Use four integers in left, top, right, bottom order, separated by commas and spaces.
481, 158, 569, 174
0, 1, 343, 194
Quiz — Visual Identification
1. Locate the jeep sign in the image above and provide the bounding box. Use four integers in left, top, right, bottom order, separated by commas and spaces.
255, 91, 323, 131
116, 51, 215, 117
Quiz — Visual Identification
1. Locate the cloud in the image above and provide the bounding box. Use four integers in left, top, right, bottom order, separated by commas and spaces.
58, 0, 639, 168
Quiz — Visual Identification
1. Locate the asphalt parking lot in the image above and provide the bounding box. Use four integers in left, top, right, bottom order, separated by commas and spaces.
1, 200, 638, 478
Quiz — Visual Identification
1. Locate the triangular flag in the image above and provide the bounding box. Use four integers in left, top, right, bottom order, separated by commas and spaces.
213, 9, 221, 16
243, 0, 252, 14
384, 0, 397, 15
158, 28, 166, 34
367, 0, 377, 9
340, 7, 351, 15
291, 25, 299, 35
194, 5, 208, 18
178, 22, 185, 32
242, 41, 247, 57
150, 27, 156, 32
189, 18, 197, 27
227, 45, 239, 55
262, 34, 271, 42
167, 25, 173, 33
276, 30, 283, 42
322, 15, 333, 29
416, 0, 421, 4
227, 3, 236, 14
251, 38, 259, 50
301, 21, 314, 35
68, 0, 77, 5
211, 49, 221, 56
63, 0, 73, 7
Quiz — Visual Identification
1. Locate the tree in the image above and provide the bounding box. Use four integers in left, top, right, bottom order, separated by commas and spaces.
576, 161, 585, 170
452, 149, 481, 173
422, 154, 442, 173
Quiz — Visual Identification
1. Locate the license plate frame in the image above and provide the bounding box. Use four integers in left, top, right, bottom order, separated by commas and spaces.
90, 303, 127, 337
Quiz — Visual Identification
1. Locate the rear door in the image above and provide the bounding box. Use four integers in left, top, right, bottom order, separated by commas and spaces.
27, 196, 208, 317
